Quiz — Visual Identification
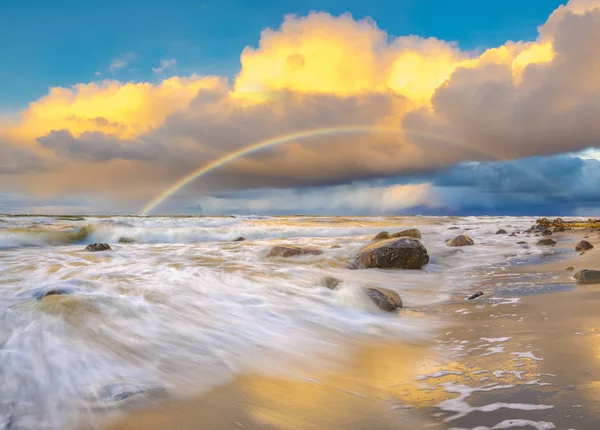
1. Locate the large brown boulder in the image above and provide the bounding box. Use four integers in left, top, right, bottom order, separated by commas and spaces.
575, 240, 594, 252
391, 228, 422, 239
536, 238, 557, 246
372, 231, 392, 241
268, 246, 323, 258
447, 235, 474, 247
574, 269, 600, 284
85, 243, 112, 252
356, 238, 429, 269
364, 286, 403, 311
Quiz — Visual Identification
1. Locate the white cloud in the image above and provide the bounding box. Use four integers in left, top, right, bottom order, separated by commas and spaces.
152, 58, 177, 74
109, 52, 135, 71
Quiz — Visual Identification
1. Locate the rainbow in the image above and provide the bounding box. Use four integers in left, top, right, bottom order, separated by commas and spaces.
139, 126, 505, 215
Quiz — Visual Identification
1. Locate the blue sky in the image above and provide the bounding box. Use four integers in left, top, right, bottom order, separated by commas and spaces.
1, 0, 563, 109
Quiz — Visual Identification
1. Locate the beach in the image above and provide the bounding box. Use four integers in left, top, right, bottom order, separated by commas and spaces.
0, 215, 598, 429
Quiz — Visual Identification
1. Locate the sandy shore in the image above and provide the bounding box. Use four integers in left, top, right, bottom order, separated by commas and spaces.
100, 229, 600, 430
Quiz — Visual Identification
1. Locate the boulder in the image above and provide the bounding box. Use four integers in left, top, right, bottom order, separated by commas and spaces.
575, 240, 594, 252
364, 286, 403, 312
447, 235, 474, 247
496, 229, 507, 234
391, 228, 422, 239
85, 243, 112, 252
536, 238, 556, 246
356, 238, 429, 269
372, 231, 392, 241
574, 269, 600, 284
268, 246, 323, 258
233, 236, 247, 242
320, 276, 341, 290
118, 237, 135, 243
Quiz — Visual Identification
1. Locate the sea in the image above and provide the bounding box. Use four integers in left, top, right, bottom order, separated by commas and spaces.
0, 215, 571, 429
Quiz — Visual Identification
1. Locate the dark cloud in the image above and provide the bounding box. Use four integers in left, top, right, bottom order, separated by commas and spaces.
0, 139, 53, 174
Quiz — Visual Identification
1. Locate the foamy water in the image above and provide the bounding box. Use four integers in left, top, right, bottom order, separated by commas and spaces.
0, 215, 554, 428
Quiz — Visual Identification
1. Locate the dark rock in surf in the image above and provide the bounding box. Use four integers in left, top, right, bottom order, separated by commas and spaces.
391, 228, 422, 239
355, 238, 429, 269
496, 229, 507, 234
554, 226, 566, 233
448, 226, 460, 230
118, 237, 135, 244
85, 243, 112, 252
510, 232, 517, 237
331, 245, 341, 249
468, 291, 484, 300
447, 235, 474, 247
574, 269, 600, 284
536, 238, 556, 246
372, 231, 392, 241
575, 240, 593, 252
541, 229, 553, 236
233, 236, 247, 242
517, 241, 527, 244
268, 246, 323, 258
320, 276, 341, 290
364, 286, 403, 312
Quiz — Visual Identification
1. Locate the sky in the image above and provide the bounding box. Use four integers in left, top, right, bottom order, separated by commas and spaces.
1, 0, 599, 215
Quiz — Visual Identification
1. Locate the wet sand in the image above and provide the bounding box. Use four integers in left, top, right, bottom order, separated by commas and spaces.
103, 230, 600, 430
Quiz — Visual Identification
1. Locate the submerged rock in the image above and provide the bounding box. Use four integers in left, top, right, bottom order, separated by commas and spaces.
574, 269, 600, 284
496, 229, 507, 234
447, 235, 474, 247
356, 238, 429, 269
536, 238, 557, 246
331, 245, 341, 249
468, 291, 484, 300
391, 228, 422, 239
575, 240, 594, 252
364, 286, 403, 311
448, 226, 460, 230
517, 241, 527, 244
118, 237, 135, 244
34, 287, 74, 300
81, 381, 168, 411
85, 243, 112, 252
233, 236, 247, 242
320, 276, 341, 290
541, 229, 553, 236
372, 231, 392, 241
268, 246, 323, 258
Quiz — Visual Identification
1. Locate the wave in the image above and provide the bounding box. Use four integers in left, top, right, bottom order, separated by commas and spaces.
0, 225, 93, 248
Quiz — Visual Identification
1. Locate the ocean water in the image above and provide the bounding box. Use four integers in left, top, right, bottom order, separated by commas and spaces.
0, 215, 553, 429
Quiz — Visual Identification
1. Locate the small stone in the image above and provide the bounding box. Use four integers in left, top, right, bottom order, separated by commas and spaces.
496, 229, 507, 234
85, 243, 112, 252
372, 231, 392, 241
575, 240, 594, 252
391, 228, 422, 239
268, 246, 323, 257
467, 291, 484, 300
448, 226, 460, 230
574, 269, 600, 284
509, 232, 517, 237
331, 245, 341, 249
536, 238, 556, 246
364, 286, 403, 312
541, 229, 553, 236
517, 241, 527, 244
118, 237, 135, 243
447, 235, 474, 247
34, 288, 74, 300
233, 236, 247, 242
320, 276, 341, 290
566, 266, 574, 271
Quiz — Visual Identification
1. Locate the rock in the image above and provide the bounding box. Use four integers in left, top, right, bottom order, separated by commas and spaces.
364, 286, 403, 312
509, 232, 517, 237
574, 269, 600, 284
118, 237, 135, 243
448, 226, 460, 230
575, 240, 594, 252
85, 243, 112, 252
447, 235, 474, 247
517, 241, 527, 244
355, 238, 429, 269
536, 238, 557, 246
372, 231, 392, 241
496, 229, 507, 234
541, 229, 553, 236
553, 226, 566, 233
468, 291, 484, 300
566, 266, 574, 271
331, 245, 341, 249
34, 287, 74, 300
391, 228, 422, 239
81, 381, 168, 411
320, 276, 341, 290
268, 246, 323, 258
233, 236, 247, 242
